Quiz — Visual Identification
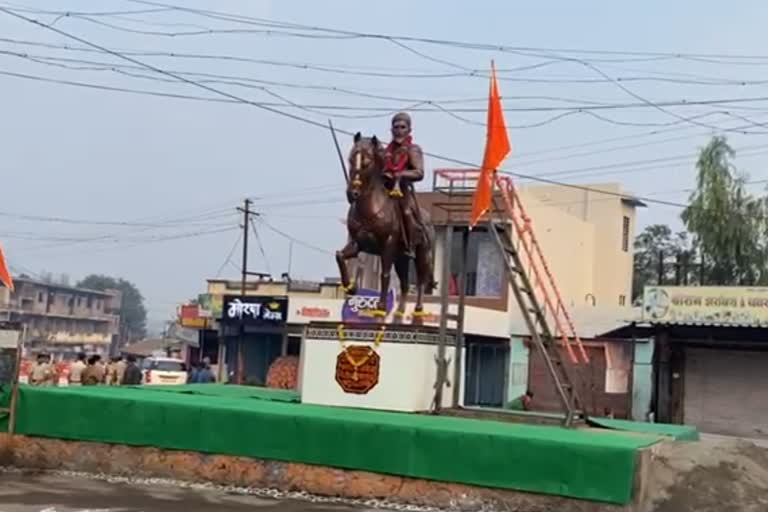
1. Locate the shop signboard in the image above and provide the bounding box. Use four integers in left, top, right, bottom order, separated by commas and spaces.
643, 285, 768, 326
221, 295, 288, 326
341, 288, 395, 323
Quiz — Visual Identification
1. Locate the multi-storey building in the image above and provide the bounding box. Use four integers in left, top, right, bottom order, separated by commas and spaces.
0, 276, 121, 359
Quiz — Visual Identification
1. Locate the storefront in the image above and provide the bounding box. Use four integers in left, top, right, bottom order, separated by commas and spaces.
641, 286, 768, 439
178, 303, 219, 368
219, 295, 290, 385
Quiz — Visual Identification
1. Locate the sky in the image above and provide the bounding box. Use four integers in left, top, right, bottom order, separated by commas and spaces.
2, 0, 768, 332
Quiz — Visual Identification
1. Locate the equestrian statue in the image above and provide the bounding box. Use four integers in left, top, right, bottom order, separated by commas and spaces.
335, 112, 437, 318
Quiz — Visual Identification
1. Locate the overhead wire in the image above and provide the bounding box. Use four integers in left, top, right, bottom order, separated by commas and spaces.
257, 217, 334, 256
122, 0, 768, 63
0, 7, 754, 210
215, 230, 242, 278
8, 47, 768, 117
7, 35, 768, 86
4, 62, 768, 131
93, 1, 768, 134
249, 218, 272, 275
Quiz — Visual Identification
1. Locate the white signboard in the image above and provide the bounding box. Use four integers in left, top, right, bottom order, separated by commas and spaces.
0, 329, 19, 349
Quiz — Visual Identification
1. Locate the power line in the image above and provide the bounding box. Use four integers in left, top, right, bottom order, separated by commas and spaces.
0, 8, 735, 209
510, 114, 768, 169
9, 48, 768, 117
5, 63, 768, 134
0, 208, 235, 227
249, 219, 272, 275
257, 218, 334, 256
8, 34, 768, 87
95, 1, 768, 133
215, 230, 242, 278
531, 143, 768, 180
5, 44, 768, 133
7, 64, 763, 167
122, 0, 768, 62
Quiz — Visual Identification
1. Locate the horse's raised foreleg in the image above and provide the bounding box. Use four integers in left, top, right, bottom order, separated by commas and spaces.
335, 240, 360, 296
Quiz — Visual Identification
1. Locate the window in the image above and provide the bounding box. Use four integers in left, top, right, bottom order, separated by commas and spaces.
87, 296, 93, 308
621, 216, 630, 252
143, 359, 185, 372
37, 292, 44, 303
619, 294, 626, 306
448, 226, 504, 298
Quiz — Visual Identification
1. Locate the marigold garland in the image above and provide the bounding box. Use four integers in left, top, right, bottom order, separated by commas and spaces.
336, 324, 385, 381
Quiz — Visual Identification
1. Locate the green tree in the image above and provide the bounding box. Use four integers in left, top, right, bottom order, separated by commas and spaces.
681, 136, 767, 285
77, 274, 147, 343
632, 224, 696, 300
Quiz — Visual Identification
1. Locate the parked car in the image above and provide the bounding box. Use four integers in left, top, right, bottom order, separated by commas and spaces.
140, 357, 188, 385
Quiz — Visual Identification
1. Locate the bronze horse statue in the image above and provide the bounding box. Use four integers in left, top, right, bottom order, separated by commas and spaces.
335, 133, 436, 318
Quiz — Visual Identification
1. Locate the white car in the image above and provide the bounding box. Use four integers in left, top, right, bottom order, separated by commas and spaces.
141, 357, 188, 386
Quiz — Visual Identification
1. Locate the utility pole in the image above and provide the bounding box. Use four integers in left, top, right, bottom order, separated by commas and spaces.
287, 240, 294, 279
237, 198, 251, 385
241, 199, 251, 297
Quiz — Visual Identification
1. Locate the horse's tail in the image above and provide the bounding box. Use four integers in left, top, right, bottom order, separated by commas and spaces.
418, 207, 438, 292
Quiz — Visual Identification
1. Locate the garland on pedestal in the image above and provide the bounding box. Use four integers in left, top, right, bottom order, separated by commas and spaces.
336, 324, 385, 381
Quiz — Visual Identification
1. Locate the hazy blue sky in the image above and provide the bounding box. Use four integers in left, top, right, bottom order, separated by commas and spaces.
2, 0, 768, 331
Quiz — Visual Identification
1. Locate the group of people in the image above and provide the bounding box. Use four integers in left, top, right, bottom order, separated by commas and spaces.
30, 352, 143, 386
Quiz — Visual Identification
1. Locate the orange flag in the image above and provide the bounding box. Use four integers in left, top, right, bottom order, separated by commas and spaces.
470, 61, 511, 228
0, 245, 14, 292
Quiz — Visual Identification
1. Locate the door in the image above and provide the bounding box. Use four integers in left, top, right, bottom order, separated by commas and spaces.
528, 343, 632, 418
684, 347, 768, 439
464, 342, 509, 407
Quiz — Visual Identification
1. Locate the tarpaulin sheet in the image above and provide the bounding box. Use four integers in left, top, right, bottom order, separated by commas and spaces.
7, 385, 660, 504
590, 417, 699, 441
123, 384, 300, 402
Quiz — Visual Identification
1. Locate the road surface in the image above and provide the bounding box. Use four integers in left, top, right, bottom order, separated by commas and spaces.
0, 471, 375, 512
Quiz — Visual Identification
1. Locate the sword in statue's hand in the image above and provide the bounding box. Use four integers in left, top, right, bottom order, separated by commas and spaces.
328, 119, 349, 185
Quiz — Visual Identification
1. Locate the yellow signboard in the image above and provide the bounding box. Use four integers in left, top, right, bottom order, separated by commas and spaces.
180, 316, 208, 329
643, 286, 768, 326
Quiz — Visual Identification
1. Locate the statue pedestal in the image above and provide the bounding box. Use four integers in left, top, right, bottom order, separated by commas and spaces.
299, 322, 463, 412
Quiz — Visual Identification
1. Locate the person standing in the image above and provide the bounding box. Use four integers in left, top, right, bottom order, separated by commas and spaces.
121, 355, 143, 385
68, 352, 87, 386
197, 358, 215, 384
81, 355, 105, 385
105, 357, 118, 385
30, 353, 53, 386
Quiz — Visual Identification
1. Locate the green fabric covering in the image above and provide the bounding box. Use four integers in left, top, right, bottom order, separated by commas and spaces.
7, 385, 659, 504
590, 417, 700, 441
122, 384, 301, 402
0, 384, 9, 432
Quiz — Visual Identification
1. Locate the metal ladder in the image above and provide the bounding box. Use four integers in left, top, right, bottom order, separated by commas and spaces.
488, 175, 589, 426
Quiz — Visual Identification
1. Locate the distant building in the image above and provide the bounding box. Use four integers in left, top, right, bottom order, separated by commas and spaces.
0, 276, 121, 359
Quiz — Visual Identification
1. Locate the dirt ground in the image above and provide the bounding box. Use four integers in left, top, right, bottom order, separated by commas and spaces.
2, 435, 768, 511
645, 435, 768, 512
0, 470, 375, 512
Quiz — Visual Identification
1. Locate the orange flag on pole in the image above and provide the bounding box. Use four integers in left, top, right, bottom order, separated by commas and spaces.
0, 245, 14, 292
469, 60, 512, 228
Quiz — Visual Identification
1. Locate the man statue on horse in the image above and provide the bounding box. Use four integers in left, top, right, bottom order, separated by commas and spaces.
383, 112, 427, 258
336, 112, 436, 317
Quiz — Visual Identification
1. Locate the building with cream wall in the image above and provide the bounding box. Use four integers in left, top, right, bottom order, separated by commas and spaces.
187, 177, 643, 412
0, 276, 122, 358
412, 178, 642, 317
